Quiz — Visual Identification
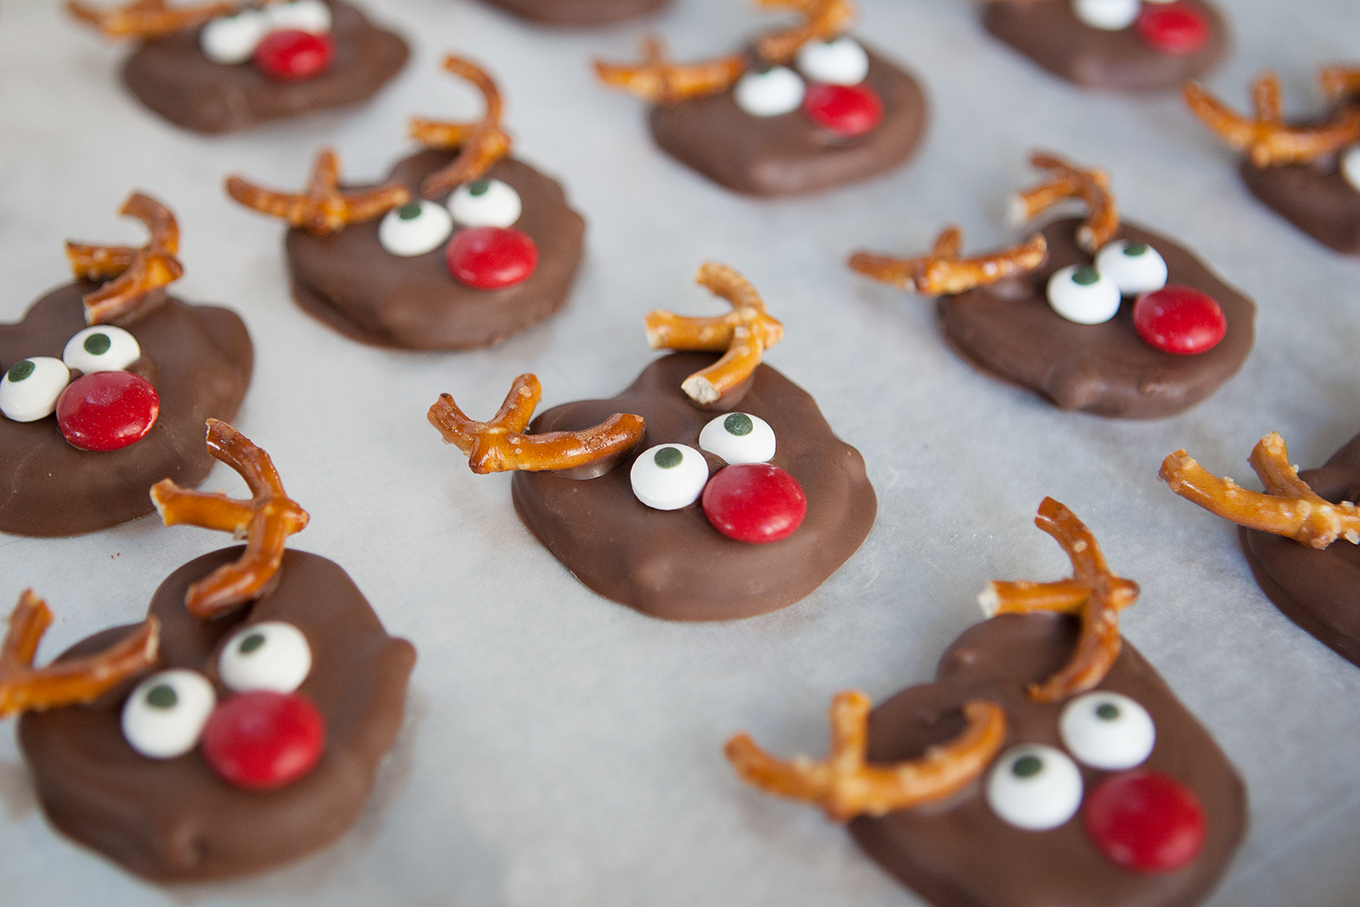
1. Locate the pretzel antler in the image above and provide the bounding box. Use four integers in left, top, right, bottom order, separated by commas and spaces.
150, 420, 309, 619
0, 590, 159, 718
645, 263, 784, 405
726, 691, 1005, 822
848, 226, 1048, 296
411, 56, 515, 199
67, 0, 236, 40
593, 36, 747, 104
978, 498, 1139, 703
1319, 66, 1360, 101
1161, 433, 1360, 548
1009, 152, 1119, 254
225, 148, 410, 237
1183, 74, 1360, 168
65, 192, 183, 325
429, 374, 645, 475
755, 0, 855, 64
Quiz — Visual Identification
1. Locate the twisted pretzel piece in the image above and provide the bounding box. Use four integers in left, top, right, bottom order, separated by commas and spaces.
726, 692, 1006, 822
226, 148, 411, 236
67, 0, 235, 40
645, 263, 784, 405
150, 420, 310, 618
411, 56, 515, 198
1010, 152, 1119, 254
755, 0, 855, 64
1161, 433, 1360, 548
1183, 73, 1360, 168
593, 36, 746, 104
848, 226, 1048, 296
66, 192, 183, 325
978, 498, 1139, 703
1320, 66, 1360, 101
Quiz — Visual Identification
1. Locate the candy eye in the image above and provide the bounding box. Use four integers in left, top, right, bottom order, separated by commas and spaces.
1341, 145, 1360, 194
630, 444, 709, 510
698, 412, 776, 464
1072, 0, 1140, 30
378, 201, 454, 257
62, 325, 141, 374
0, 357, 70, 423
449, 178, 523, 228
121, 669, 217, 759
218, 621, 313, 694
986, 744, 1083, 830
734, 66, 806, 117
1046, 264, 1122, 325
265, 0, 332, 32
795, 36, 870, 85
1060, 691, 1155, 770
200, 9, 269, 64
1094, 240, 1168, 295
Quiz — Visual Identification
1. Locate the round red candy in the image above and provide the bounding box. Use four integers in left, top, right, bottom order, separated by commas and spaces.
701, 463, 807, 544
802, 82, 883, 137
253, 29, 334, 81
446, 226, 538, 289
1132, 285, 1226, 355
1084, 770, 1207, 872
1136, 3, 1210, 56
56, 371, 159, 452
200, 690, 325, 790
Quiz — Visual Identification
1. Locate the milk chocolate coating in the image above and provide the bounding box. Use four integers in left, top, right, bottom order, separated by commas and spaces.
647, 48, 927, 196
19, 547, 417, 882
477, 0, 667, 26
121, 1, 408, 134
1239, 157, 1360, 255
0, 283, 252, 537
1240, 432, 1360, 666
981, 0, 1226, 92
510, 352, 877, 621
938, 217, 1254, 419
286, 150, 586, 350
849, 613, 1246, 907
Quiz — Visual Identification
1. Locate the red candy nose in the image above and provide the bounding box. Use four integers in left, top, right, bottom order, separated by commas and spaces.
1084, 770, 1207, 872
446, 226, 539, 289
702, 463, 807, 543
1136, 3, 1210, 55
1132, 285, 1226, 355
200, 690, 325, 790
803, 82, 883, 137
253, 29, 334, 81
56, 371, 159, 452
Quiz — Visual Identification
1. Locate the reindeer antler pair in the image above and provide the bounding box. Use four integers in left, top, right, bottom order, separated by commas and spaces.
1010, 152, 1119, 253
67, 0, 235, 40
66, 192, 183, 324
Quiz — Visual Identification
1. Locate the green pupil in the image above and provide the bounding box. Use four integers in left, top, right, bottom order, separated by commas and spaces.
83, 333, 112, 355
468, 179, 491, 197
1096, 703, 1120, 721
397, 203, 423, 220
724, 413, 753, 436
1072, 266, 1101, 286
654, 447, 683, 469
239, 633, 266, 654
1122, 242, 1148, 258
146, 684, 178, 709
6, 360, 35, 383
1012, 755, 1043, 778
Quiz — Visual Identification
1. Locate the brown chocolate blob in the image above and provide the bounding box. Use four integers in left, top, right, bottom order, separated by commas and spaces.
19, 547, 417, 882
121, 1, 408, 134
510, 352, 876, 621
648, 48, 927, 196
938, 217, 1254, 419
476, 0, 668, 26
286, 150, 585, 350
850, 612, 1246, 907
1240, 432, 1360, 666
981, 0, 1226, 92
1239, 156, 1360, 255
0, 283, 252, 537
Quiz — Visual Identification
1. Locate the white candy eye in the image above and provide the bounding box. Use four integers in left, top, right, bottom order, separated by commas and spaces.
218, 621, 313, 694
1060, 691, 1156, 770
734, 66, 806, 117
796, 36, 870, 86
448, 178, 523, 228
987, 744, 1084, 831
200, 9, 269, 64
121, 669, 217, 759
265, 0, 332, 32
0, 357, 69, 422
1341, 145, 1360, 194
62, 325, 141, 375
630, 444, 709, 510
378, 200, 454, 257
698, 412, 776, 464
1047, 264, 1122, 325
1072, 0, 1140, 30
1094, 240, 1168, 295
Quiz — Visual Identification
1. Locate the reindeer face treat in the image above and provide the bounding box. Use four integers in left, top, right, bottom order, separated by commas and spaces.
593, 0, 926, 196
1185, 69, 1360, 254
849, 152, 1254, 419
67, 0, 407, 134
15, 421, 416, 881
1163, 432, 1360, 666
429, 264, 876, 621
0, 194, 252, 537
978, 0, 1226, 91
229, 56, 586, 351
728, 499, 1246, 907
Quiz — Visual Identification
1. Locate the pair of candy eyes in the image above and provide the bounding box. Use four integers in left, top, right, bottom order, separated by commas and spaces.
986, 691, 1156, 831
200, 0, 332, 65
1072, 0, 1178, 31
0, 325, 141, 423
734, 37, 870, 118
1046, 240, 1169, 325
121, 621, 312, 760
378, 179, 524, 258
630, 411, 777, 510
